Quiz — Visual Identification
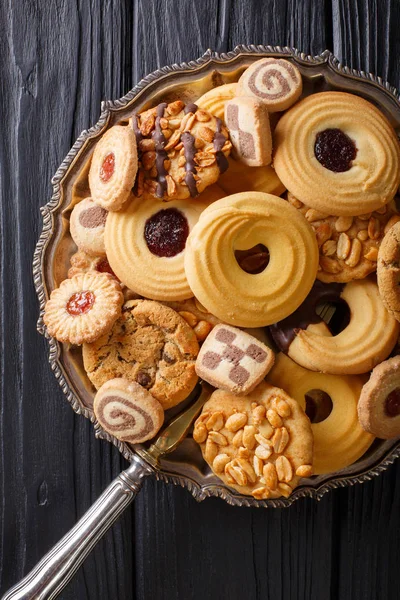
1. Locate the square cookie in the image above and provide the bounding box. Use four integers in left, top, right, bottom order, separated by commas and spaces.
196, 324, 275, 395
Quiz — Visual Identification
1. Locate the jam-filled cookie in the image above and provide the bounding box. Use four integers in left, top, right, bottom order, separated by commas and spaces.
83, 300, 199, 409
237, 58, 303, 112
225, 96, 272, 166
89, 125, 138, 211
358, 356, 400, 439
184, 192, 319, 327
94, 378, 164, 443
132, 101, 231, 201
43, 272, 124, 345
270, 279, 399, 374
287, 193, 400, 283
195, 83, 238, 123
268, 353, 374, 474
274, 92, 400, 216
70, 198, 108, 257
377, 221, 400, 321
193, 381, 313, 499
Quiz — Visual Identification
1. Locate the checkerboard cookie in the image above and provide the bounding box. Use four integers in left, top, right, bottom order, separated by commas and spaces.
196, 325, 274, 394
225, 96, 272, 166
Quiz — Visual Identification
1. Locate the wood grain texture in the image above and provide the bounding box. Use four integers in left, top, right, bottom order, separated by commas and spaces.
1, 1, 400, 599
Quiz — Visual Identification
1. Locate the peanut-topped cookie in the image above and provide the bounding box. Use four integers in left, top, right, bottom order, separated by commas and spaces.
131, 101, 231, 201
83, 299, 199, 409
193, 381, 313, 499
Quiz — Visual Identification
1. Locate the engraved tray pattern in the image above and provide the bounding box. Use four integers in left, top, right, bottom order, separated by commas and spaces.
33, 46, 400, 508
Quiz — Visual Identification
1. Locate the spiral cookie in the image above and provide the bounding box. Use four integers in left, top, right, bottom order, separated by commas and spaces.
274, 92, 400, 216
358, 356, 400, 439
237, 58, 303, 112
218, 157, 285, 196
83, 300, 199, 409
377, 222, 400, 321
70, 198, 108, 256
225, 96, 272, 166
287, 193, 400, 283
268, 353, 374, 474
132, 101, 231, 201
184, 192, 319, 327
193, 381, 313, 499
94, 378, 164, 443
105, 186, 224, 301
195, 83, 238, 123
270, 279, 399, 374
89, 125, 138, 211
43, 272, 124, 345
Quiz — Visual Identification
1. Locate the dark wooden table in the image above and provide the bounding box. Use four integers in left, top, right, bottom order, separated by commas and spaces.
1, 1, 400, 598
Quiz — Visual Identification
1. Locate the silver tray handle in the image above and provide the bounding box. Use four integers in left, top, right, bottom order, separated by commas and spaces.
2, 455, 153, 600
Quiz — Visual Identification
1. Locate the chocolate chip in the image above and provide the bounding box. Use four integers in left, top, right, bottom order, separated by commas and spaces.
162, 351, 175, 364
137, 371, 151, 387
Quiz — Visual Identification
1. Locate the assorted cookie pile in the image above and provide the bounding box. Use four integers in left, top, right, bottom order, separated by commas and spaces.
44, 57, 400, 500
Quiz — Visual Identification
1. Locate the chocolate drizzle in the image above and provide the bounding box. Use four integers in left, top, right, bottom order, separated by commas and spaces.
181, 131, 199, 197
184, 102, 198, 114
269, 281, 345, 352
152, 102, 169, 198
213, 118, 229, 173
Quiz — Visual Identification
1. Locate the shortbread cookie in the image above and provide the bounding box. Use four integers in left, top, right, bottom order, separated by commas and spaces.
105, 186, 223, 301
68, 250, 117, 279
196, 325, 275, 394
225, 96, 272, 166
268, 353, 374, 474
274, 92, 400, 216
287, 193, 400, 283
218, 157, 285, 197
43, 272, 123, 345
70, 198, 108, 256
162, 297, 220, 342
358, 356, 400, 439
377, 222, 400, 321
184, 192, 319, 327
89, 125, 138, 211
83, 300, 199, 409
193, 381, 313, 499
237, 58, 302, 112
131, 101, 231, 201
195, 83, 238, 123
270, 279, 399, 374
94, 378, 164, 443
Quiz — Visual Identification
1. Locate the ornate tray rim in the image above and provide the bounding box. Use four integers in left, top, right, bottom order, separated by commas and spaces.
33, 45, 400, 508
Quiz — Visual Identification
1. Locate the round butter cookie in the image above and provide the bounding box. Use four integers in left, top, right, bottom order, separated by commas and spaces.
70, 198, 108, 257
83, 300, 199, 409
377, 221, 400, 321
43, 272, 123, 345
274, 92, 400, 216
193, 381, 313, 499
270, 279, 399, 374
89, 125, 138, 211
105, 185, 224, 301
218, 157, 285, 197
268, 353, 374, 474
94, 378, 164, 444
132, 101, 231, 201
358, 356, 400, 439
184, 192, 319, 327
237, 58, 303, 112
195, 83, 238, 123
287, 193, 400, 283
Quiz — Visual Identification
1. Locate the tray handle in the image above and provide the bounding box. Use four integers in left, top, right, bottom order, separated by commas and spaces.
2, 455, 153, 600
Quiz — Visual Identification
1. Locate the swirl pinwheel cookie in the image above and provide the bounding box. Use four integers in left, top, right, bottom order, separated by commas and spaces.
270, 279, 399, 374
89, 125, 138, 211
43, 272, 124, 345
237, 58, 303, 112
70, 198, 108, 256
94, 378, 164, 443
274, 92, 400, 216
184, 192, 319, 327
195, 83, 238, 123
268, 353, 374, 474
105, 185, 224, 301
193, 381, 313, 499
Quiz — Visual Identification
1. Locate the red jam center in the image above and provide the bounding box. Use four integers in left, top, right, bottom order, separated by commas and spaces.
314, 128, 357, 172
144, 208, 189, 257
66, 290, 95, 316
385, 388, 400, 417
96, 258, 116, 277
100, 153, 115, 183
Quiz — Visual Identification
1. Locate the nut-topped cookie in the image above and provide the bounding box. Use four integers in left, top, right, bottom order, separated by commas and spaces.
193, 381, 313, 499
131, 101, 231, 201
